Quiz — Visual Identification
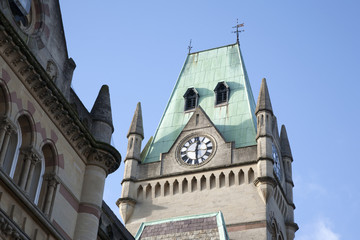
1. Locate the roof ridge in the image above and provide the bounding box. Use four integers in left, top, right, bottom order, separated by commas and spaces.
189, 42, 238, 55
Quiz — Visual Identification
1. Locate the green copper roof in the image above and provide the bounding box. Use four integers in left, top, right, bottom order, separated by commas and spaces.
143, 43, 257, 163
134, 211, 229, 240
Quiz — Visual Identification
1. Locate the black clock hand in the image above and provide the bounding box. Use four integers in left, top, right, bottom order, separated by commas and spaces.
195, 141, 199, 159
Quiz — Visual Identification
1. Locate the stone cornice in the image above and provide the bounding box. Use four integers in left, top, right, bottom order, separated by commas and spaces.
0, 13, 120, 175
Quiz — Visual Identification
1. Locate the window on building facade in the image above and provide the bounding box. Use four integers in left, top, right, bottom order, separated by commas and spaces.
183, 88, 199, 111
214, 81, 229, 105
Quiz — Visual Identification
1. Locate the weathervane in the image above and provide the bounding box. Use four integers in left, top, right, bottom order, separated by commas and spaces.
232, 19, 244, 43
188, 39, 193, 54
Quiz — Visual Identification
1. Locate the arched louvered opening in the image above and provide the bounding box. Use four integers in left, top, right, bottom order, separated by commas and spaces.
191, 177, 197, 192
173, 180, 179, 195
183, 88, 198, 111
154, 182, 161, 198
210, 174, 216, 189
229, 171, 235, 186
145, 184, 152, 199
219, 172, 225, 188
137, 185, 144, 200
248, 168, 255, 183
238, 170, 244, 185
200, 175, 206, 191
164, 181, 170, 197
182, 178, 188, 193
214, 81, 229, 105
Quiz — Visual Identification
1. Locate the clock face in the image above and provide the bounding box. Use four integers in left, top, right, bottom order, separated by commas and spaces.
272, 143, 282, 180
179, 136, 214, 165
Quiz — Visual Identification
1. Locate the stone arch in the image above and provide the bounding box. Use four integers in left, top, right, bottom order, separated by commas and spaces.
154, 182, 161, 198
164, 181, 170, 197
219, 172, 225, 188
229, 171, 235, 186
145, 184, 152, 199
173, 180, 179, 195
238, 169, 245, 185
137, 185, 144, 200
0, 79, 10, 116
0, 81, 15, 174
210, 174, 216, 189
38, 141, 59, 215
12, 112, 36, 186
182, 178, 188, 193
191, 177, 197, 192
200, 175, 206, 191
248, 168, 255, 183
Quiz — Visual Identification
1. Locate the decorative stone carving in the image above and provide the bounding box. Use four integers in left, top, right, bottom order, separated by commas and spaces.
0, 215, 23, 239
4, 45, 19, 57
19, 65, 34, 76
46, 60, 57, 81
88, 150, 119, 175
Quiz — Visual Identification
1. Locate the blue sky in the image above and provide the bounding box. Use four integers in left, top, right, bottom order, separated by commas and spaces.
60, 1, 360, 239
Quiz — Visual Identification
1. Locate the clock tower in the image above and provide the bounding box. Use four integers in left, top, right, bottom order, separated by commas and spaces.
117, 43, 298, 239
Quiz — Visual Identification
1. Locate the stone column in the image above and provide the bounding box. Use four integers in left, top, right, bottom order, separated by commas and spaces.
25, 155, 40, 193
19, 153, 32, 190
43, 174, 59, 216
73, 151, 112, 240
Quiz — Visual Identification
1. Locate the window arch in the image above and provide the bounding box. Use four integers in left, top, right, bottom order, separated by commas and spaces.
0, 82, 14, 173
12, 114, 35, 186
214, 81, 229, 105
183, 88, 199, 111
38, 142, 59, 216
0, 80, 10, 116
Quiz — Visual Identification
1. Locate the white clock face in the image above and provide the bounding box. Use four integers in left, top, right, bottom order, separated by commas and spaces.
272, 143, 282, 180
179, 136, 213, 165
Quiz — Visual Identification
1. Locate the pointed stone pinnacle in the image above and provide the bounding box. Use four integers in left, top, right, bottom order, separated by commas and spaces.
255, 78, 273, 115
127, 102, 144, 139
280, 125, 293, 159
90, 85, 113, 130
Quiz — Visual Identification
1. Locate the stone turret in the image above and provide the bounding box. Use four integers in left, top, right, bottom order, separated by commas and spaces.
280, 125, 298, 239
254, 78, 276, 203
117, 102, 144, 223
90, 85, 114, 144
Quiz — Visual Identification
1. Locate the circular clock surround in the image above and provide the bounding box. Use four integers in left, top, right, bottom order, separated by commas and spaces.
176, 134, 216, 167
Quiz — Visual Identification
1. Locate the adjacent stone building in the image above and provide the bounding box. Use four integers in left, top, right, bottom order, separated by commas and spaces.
118, 43, 299, 239
0, 1, 133, 239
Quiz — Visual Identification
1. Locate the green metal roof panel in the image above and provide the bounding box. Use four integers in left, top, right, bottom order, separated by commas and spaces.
135, 211, 229, 240
143, 43, 257, 163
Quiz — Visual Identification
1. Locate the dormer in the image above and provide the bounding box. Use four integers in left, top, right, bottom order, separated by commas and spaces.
214, 81, 229, 106
183, 87, 199, 111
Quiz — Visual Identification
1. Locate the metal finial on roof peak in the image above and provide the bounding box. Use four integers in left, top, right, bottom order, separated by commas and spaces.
188, 39, 193, 54
232, 19, 244, 44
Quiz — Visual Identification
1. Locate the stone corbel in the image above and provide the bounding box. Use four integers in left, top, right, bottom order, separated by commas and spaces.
88, 149, 119, 175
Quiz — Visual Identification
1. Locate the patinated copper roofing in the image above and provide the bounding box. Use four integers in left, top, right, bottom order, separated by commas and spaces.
135, 211, 229, 240
142, 43, 257, 163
